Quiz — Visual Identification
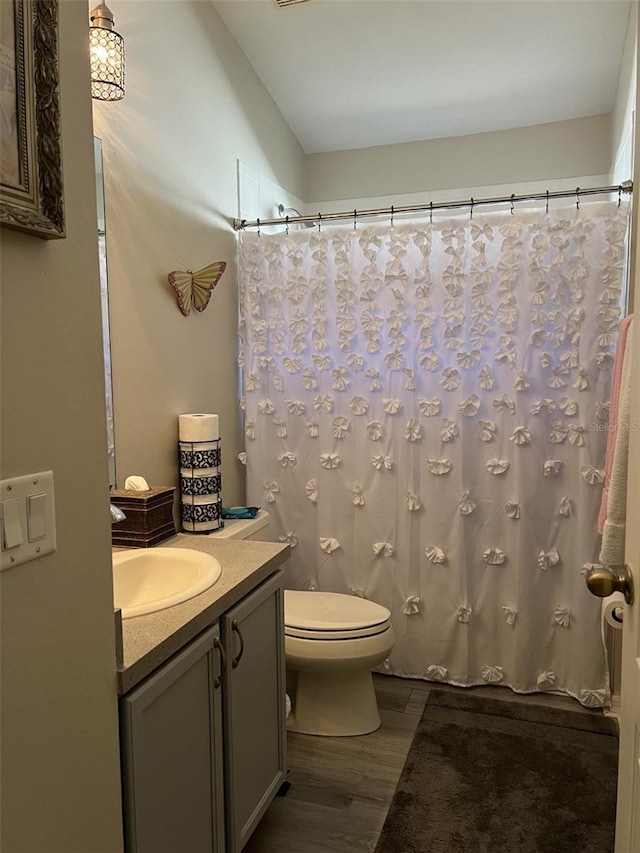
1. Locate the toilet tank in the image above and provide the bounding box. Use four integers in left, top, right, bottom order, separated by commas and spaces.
209, 509, 271, 541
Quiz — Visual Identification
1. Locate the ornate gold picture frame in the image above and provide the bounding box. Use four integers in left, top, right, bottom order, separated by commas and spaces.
0, 0, 65, 239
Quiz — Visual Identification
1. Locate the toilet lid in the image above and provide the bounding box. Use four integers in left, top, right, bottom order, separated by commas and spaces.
284, 590, 391, 640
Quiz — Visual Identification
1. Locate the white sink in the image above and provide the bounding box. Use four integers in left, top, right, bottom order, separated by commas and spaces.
113, 548, 222, 619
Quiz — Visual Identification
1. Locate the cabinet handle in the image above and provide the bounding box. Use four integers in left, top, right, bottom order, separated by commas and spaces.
231, 620, 245, 669
213, 636, 227, 689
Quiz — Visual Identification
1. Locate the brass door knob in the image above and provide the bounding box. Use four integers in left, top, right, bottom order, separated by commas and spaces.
585, 564, 634, 605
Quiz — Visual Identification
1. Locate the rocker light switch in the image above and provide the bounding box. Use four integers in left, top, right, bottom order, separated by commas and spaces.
1, 499, 24, 549
1, 472, 56, 571
27, 493, 47, 541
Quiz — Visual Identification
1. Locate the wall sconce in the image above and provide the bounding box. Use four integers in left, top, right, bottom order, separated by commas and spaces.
89, 4, 125, 101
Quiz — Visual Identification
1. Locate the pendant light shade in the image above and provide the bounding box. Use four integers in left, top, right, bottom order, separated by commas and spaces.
90, 4, 125, 101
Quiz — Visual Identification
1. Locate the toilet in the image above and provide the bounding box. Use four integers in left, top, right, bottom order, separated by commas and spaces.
210, 510, 395, 736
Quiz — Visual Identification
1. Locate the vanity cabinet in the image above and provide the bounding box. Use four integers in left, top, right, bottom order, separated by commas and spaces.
120, 570, 286, 853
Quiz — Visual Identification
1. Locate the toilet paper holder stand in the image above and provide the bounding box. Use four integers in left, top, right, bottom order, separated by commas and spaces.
178, 438, 224, 533
585, 563, 634, 605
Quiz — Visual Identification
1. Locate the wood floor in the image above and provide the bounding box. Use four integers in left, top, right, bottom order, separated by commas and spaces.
244, 673, 611, 853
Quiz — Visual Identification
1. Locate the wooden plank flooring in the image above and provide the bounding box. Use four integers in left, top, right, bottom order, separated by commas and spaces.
244, 674, 611, 853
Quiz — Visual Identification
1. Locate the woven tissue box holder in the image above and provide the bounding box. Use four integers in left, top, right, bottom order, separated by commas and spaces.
110, 486, 176, 548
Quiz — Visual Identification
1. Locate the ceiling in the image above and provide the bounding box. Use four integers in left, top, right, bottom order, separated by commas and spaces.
212, 0, 631, 154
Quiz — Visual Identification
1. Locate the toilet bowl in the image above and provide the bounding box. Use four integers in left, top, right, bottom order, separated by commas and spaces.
209, 510, 394, 736
285, 590, 394, 736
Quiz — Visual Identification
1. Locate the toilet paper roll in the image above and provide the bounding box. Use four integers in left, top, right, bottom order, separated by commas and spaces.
179, 441, 219, 453
181, 499, 222, 526
184, 519, 224, 533
178, 413, 219, 442
180, 467, 219, 479
179, 446, 221, 470
181, 493, 222, 506
180, 474, 222, 496
602, 591, 625, 630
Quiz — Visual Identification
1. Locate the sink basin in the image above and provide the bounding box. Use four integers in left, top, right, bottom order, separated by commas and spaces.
113, 548, 222, 619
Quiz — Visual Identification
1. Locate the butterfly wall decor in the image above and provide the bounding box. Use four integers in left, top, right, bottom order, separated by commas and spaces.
168, 261, 226, 316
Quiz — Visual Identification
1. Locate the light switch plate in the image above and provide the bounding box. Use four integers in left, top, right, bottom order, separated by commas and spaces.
1, 471, 56, 571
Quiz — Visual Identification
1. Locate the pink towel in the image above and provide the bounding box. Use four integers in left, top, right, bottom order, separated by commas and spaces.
598, 314, 634, 533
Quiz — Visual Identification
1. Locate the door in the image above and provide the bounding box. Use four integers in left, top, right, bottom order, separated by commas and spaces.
614, 446, 640, 851
222, 570, 287, 852
615, 69, 640, 849
615, 268, 640, 851
120, 625, 226, 853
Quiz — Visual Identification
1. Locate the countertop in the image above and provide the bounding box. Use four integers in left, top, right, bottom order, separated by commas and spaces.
116, 533, 290, 694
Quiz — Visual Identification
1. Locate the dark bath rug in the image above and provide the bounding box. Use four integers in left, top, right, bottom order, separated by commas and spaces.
375, 690, 618, 853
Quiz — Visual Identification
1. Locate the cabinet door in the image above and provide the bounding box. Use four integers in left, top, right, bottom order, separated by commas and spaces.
120, 625, 225, 853
222, 571, 286, 851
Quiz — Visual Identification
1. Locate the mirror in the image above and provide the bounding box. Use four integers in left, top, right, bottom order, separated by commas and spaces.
94, 137, 116, 489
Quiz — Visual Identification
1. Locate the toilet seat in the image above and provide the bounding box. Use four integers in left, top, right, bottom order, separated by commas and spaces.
284, 590, 391, 640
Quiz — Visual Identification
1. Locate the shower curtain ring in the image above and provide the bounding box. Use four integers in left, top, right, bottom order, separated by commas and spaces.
510, 194, 515, 215
469, 198, 474, 220
430, 201, 433, 224
390, 205, 394, 228
286, 215, 289, 235
576, 188, 580, 211
545, 190, 550, 214
353, 209, 357, 230
618, 185, 622, 207
318, 212, 322, 233
257, 218, 261, 236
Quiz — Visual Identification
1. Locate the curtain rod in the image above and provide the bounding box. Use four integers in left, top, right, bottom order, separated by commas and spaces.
233, 181, 633, 231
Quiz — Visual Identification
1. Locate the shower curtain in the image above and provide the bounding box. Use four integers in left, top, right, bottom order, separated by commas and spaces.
237, 201, 628, 706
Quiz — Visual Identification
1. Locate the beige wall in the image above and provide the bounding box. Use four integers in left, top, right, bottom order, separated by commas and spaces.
0, 2, 123, 851
306, 114, 612, 204
93, 0, 306, 507
611, 0, 637, 182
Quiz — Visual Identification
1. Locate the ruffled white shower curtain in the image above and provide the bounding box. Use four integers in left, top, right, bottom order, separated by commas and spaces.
237, 201, 628, 706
